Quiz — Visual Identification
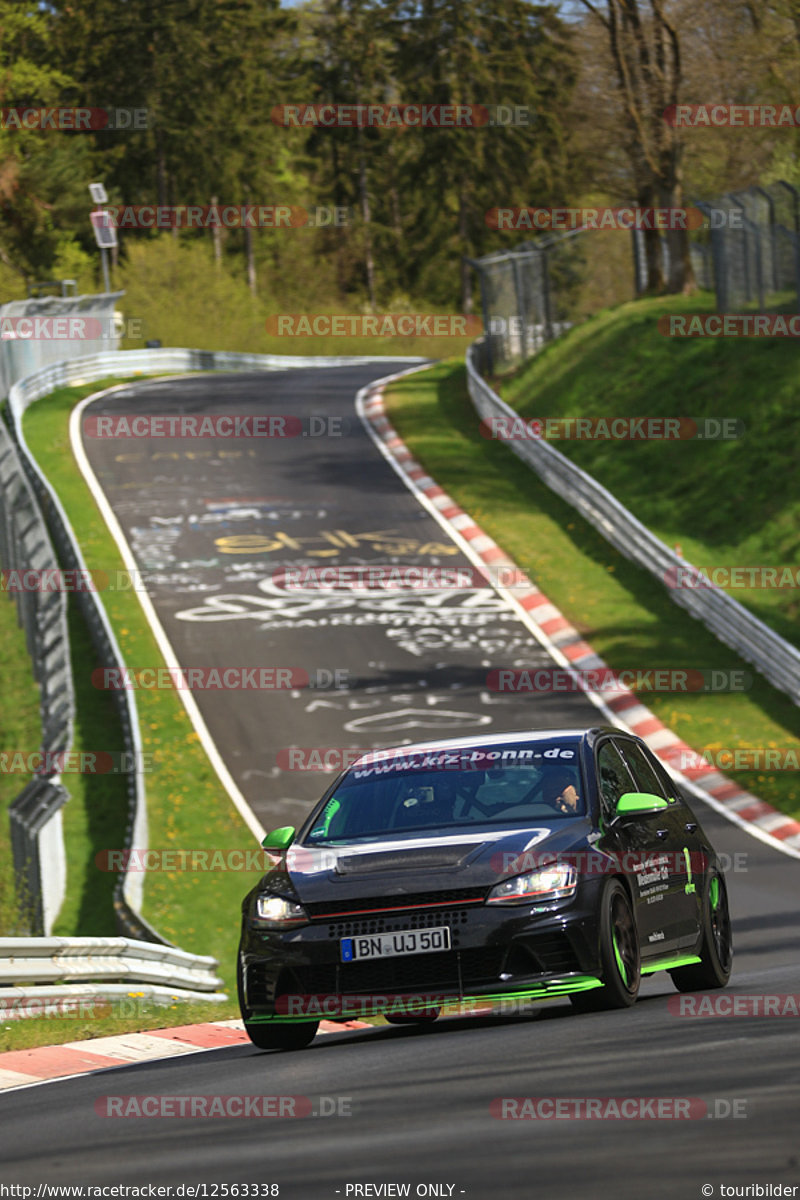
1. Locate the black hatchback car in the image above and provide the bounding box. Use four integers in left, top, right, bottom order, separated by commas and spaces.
237, 727, 732, 1049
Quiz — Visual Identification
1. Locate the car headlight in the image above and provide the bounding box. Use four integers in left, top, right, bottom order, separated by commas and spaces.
487, 863, 578, 905
253, 894, 309, 927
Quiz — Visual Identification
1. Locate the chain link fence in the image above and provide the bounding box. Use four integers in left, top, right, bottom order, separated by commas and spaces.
466, 231, 589, 375
693, 181, 800, 312
471, 181, 800, 377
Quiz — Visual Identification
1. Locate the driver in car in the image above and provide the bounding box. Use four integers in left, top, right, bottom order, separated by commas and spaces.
542, 767, 581, 815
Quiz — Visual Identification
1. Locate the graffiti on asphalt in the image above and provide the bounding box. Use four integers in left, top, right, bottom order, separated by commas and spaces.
214, 529, 460, 557
343, 707, 493, 733
175, 578, 511, 629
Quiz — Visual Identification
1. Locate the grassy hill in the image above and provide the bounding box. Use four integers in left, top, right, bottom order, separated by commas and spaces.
499, 293, 800, 647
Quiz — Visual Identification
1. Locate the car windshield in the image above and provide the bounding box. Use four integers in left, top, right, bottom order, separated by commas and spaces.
302, 743, 584, 843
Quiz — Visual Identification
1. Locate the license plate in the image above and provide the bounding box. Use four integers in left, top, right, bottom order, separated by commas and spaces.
340, 926, 451, 963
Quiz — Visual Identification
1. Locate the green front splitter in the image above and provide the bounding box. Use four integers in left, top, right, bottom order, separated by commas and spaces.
248, 975, 605, 1023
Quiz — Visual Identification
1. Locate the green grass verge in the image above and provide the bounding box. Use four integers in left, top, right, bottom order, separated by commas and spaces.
22, 377, 264, 993
499, 293, 800, 647
0, 997, 238, 1053
383, 359, 800, 820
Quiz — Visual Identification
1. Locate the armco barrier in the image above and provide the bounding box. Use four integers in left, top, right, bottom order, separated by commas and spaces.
6, 347, 426, 945
8, 779, 69, 937
0, 292, 123, 399
466, 341, 800, 705
0, 418, 73, 934
0, 936, 224, 998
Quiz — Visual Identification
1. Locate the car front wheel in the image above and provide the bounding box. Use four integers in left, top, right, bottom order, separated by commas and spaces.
243, 1019, 319, 1051
570, 878, 641, 1012
238, 952, 319, 1050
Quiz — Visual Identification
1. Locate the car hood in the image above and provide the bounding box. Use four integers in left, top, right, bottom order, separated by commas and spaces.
267, 821, 599, 905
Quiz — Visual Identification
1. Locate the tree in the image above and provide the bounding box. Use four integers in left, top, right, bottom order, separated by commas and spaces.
0, 1, 88, 286
577, 0, 692, 293
383, 0, 577, 310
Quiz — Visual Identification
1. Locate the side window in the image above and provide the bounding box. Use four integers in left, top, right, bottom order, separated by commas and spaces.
596, 741, 637, 825
617, 740, 669, 800
651, 756, 679, 802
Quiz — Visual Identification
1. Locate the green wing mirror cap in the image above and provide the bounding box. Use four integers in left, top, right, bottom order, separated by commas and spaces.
616, 791, 669, 815
261, 825, 295, 850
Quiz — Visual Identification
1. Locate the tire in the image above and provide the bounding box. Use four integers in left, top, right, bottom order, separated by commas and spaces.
237, 952, 318, 1050
670, 868, 732, 992
243, 1019, 319, 1051
570, 878, 640, 1012
385, 1007, 441, 1026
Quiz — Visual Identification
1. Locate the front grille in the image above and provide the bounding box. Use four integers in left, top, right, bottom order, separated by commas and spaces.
325, 908, 472, 939
305, 887, 487, 919
526, 933, 581, 974
246, 961, 272, 1008
253, 937, 580, 1012
275, 947, 506, 997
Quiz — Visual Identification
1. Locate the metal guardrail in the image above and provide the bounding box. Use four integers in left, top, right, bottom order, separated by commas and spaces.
465, 342, 800, 705
8, 780, 69, 937
0, 292, 123, 399
5, 345, 427, 944
0, 936, 224, 997
0, 418, 74, 934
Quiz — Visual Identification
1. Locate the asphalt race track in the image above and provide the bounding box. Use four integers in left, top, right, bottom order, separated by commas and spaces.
2, 366, 797, 1198
77, 366, 601, 830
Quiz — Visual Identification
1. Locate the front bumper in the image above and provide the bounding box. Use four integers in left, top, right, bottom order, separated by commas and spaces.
239, 892, 604, 1022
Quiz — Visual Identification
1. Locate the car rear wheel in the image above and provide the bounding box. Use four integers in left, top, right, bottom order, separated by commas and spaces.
570, 878, 640, 1012
237, 953, 319, 1050
669, 869, 732, 992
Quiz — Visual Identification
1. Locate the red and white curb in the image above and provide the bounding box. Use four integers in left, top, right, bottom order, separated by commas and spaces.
356, 376, 800, 858
0, 1018, 371, 1092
